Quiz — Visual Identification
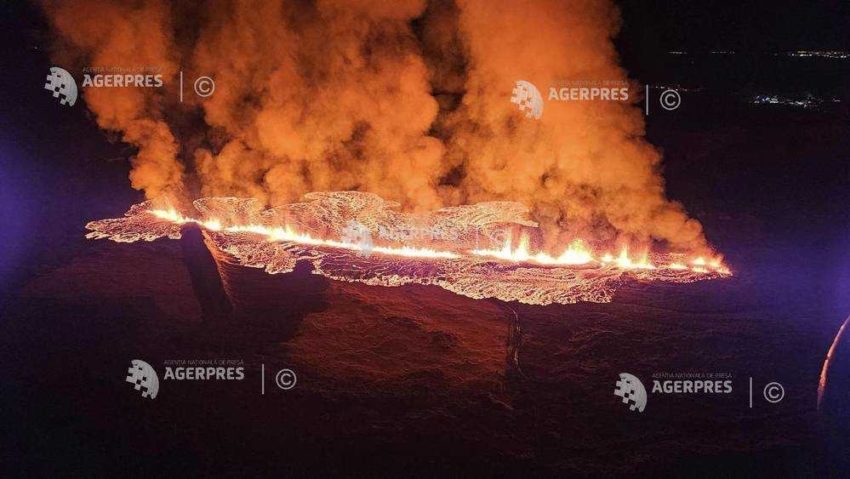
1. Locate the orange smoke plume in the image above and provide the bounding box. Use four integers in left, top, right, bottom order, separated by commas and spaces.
40, 0, 713, 254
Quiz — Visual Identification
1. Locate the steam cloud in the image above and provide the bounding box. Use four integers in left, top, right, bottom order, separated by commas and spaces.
41, 0, 710, 253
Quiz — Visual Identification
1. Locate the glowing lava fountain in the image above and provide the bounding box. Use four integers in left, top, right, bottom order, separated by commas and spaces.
86, 192, 729, 305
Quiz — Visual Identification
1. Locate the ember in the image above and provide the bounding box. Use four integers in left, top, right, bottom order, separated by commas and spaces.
86, 192, 729, 305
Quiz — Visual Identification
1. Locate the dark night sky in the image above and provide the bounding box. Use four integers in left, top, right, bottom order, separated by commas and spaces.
617, 0, 850, 53
3, 1, 849, 93
616, 0, 850, 76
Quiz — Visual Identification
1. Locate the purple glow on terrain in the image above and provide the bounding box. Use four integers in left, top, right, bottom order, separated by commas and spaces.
0, 143, 33, 292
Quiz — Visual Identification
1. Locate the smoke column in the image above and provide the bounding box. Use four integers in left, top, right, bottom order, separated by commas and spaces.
42, 0, 183, 201
445, 0, 706, 250
40, 0, 710, 253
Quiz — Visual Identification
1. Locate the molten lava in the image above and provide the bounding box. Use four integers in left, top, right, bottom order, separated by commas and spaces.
86, 192, 730, 305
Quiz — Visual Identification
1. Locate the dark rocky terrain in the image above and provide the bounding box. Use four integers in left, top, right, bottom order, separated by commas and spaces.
2, 216, 848, 476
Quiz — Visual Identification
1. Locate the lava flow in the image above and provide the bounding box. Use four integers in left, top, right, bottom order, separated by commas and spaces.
86, 192, 730, 305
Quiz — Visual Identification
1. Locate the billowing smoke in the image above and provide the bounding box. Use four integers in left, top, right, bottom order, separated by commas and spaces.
444, 0, 706, 251
40, 0, 710, 253
42, 0, 183, 200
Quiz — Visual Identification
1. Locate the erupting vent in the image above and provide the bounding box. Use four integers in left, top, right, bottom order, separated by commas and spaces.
86, 192, 729, 305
